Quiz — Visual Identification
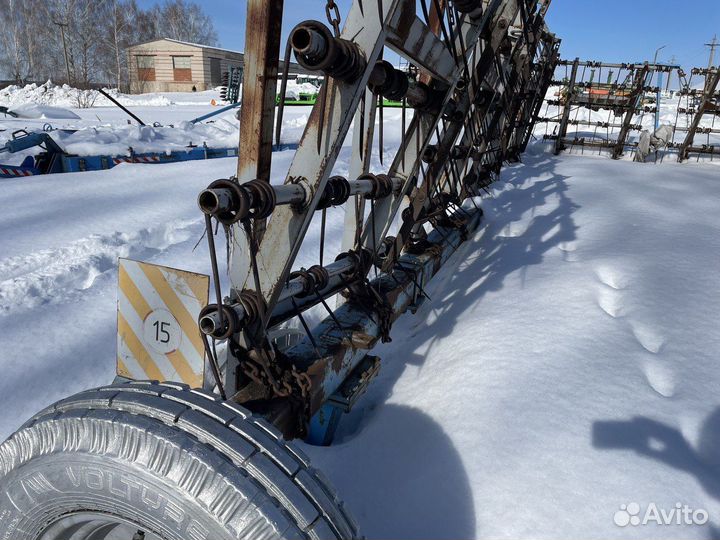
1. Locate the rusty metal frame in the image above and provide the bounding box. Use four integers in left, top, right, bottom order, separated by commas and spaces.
553, 57, 579, 155
534, 59, 720, 162
194, 0, 557, 439
677, 68, 720, 162
612, 64, 650, 159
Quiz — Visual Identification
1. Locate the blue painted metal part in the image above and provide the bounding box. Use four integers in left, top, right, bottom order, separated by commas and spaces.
288, 206, 484, 445
306, 354, 382, 445
0, 161, 41, 178
307, 403, 344, 446
0, 130, 64, 155
189, 102, 243, 124
1, 133, 299, 177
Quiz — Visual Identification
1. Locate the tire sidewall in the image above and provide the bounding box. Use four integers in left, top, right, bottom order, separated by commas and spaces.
0, 453, 234, 540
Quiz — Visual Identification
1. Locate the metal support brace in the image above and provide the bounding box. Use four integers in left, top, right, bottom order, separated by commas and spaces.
612, 64, 650, 160
678, 68, 720, 162
555, 57, 579, 155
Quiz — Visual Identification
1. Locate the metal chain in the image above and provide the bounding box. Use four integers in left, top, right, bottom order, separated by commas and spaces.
240, 346, 311, 400
325, 0, 342, 37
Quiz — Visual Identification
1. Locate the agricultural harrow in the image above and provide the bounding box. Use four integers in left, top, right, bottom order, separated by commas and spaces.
538, 60, 720, 162
0, 0, 558, 538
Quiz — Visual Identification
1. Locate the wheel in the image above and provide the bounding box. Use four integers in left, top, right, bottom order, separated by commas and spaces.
0, 381, 358, 540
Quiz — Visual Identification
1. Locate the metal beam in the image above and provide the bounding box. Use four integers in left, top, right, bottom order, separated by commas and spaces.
554, 57, 579, 155
678, 68, 720, 162
612, 63, 649, 160
229, 0, 403, 317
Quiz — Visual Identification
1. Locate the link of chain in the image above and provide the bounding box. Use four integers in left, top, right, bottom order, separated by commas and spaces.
325, 0, 342, 37
241, 347, 311, 400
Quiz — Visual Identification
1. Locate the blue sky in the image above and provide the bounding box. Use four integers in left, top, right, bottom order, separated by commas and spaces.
142, 0, 719, 69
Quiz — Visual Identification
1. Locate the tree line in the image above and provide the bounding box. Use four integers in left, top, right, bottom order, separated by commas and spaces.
0, 0, 218, 90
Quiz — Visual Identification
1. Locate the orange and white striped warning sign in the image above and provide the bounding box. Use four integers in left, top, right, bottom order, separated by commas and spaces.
117, 259, 209, 387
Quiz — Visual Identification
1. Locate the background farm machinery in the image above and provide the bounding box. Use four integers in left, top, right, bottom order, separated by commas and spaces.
537, 59, 720, 162
0, 1, 559, 538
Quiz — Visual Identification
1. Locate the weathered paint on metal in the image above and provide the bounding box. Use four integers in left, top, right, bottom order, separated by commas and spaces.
286, 205, 482, 412
117, 259, 209, 387
385, 14, 456, 84
206, 0, 559, 440
229, 0, 405, 317
363, 0, 519, 257
285, 206, 483, 416
678, 69, 720, 162
236, 0, 285, 183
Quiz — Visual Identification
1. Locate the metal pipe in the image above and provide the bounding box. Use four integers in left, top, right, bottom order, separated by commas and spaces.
202, 253, 362, 337
199, 303, 246, 337
291, 26, 328, 61
198, 188, 234, 216
557, 60, 680, 71
349, 179, 373, 196
272, 255, 358, 304
274, 184, 307, 205
276, 256, 357, 303
269, 256, 361, 328
190, 102, 242, 125
98, 88, 146, 126
278, 280, 309, 302
199, 175, 402, 222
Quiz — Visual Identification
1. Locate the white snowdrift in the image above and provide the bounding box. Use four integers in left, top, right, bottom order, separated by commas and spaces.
0, 79, 318, 110
0, 81, 178, 108
0, 141, 719, 538
284, 80, 321, 100
8, 103, 81, 120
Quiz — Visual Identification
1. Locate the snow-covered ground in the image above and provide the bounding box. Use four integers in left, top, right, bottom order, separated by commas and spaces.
307, 152, 720, 539
0, 81, 315, 164
0, 84, 719, 539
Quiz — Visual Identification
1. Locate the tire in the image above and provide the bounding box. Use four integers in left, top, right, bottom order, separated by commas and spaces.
0, 381, 358, 540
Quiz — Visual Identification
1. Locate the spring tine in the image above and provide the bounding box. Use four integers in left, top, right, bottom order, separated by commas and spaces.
317, 79, 330, 154
378, 93, 384, 165
401, 96, 407, 170
419, 0, 430, 24
432, 0, 456, 59
201, 334, 226, 400
359, 92, 366, 160
275, 39, 293, 147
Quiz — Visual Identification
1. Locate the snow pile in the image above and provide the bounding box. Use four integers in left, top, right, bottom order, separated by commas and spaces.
0, 81, 175, 109
9, 103, 81, 120
0, 79, 321, 111
52, 119, 242, 156
284, 80, 320, 100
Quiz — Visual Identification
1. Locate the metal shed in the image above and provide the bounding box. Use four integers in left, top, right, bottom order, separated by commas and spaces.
127, 38, 308, 94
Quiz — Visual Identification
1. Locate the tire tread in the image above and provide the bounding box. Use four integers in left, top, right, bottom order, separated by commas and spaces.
18, 380, 358, 539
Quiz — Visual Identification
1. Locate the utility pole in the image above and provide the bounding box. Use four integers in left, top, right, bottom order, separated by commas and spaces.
707, 35, 718, 69
53, 18, 72, 85
653, 45, 666, 131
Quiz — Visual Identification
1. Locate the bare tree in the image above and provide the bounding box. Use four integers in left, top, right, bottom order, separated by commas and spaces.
0, 0, 219, 86
0, 0, 30, 83
153, 0, 219, 46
